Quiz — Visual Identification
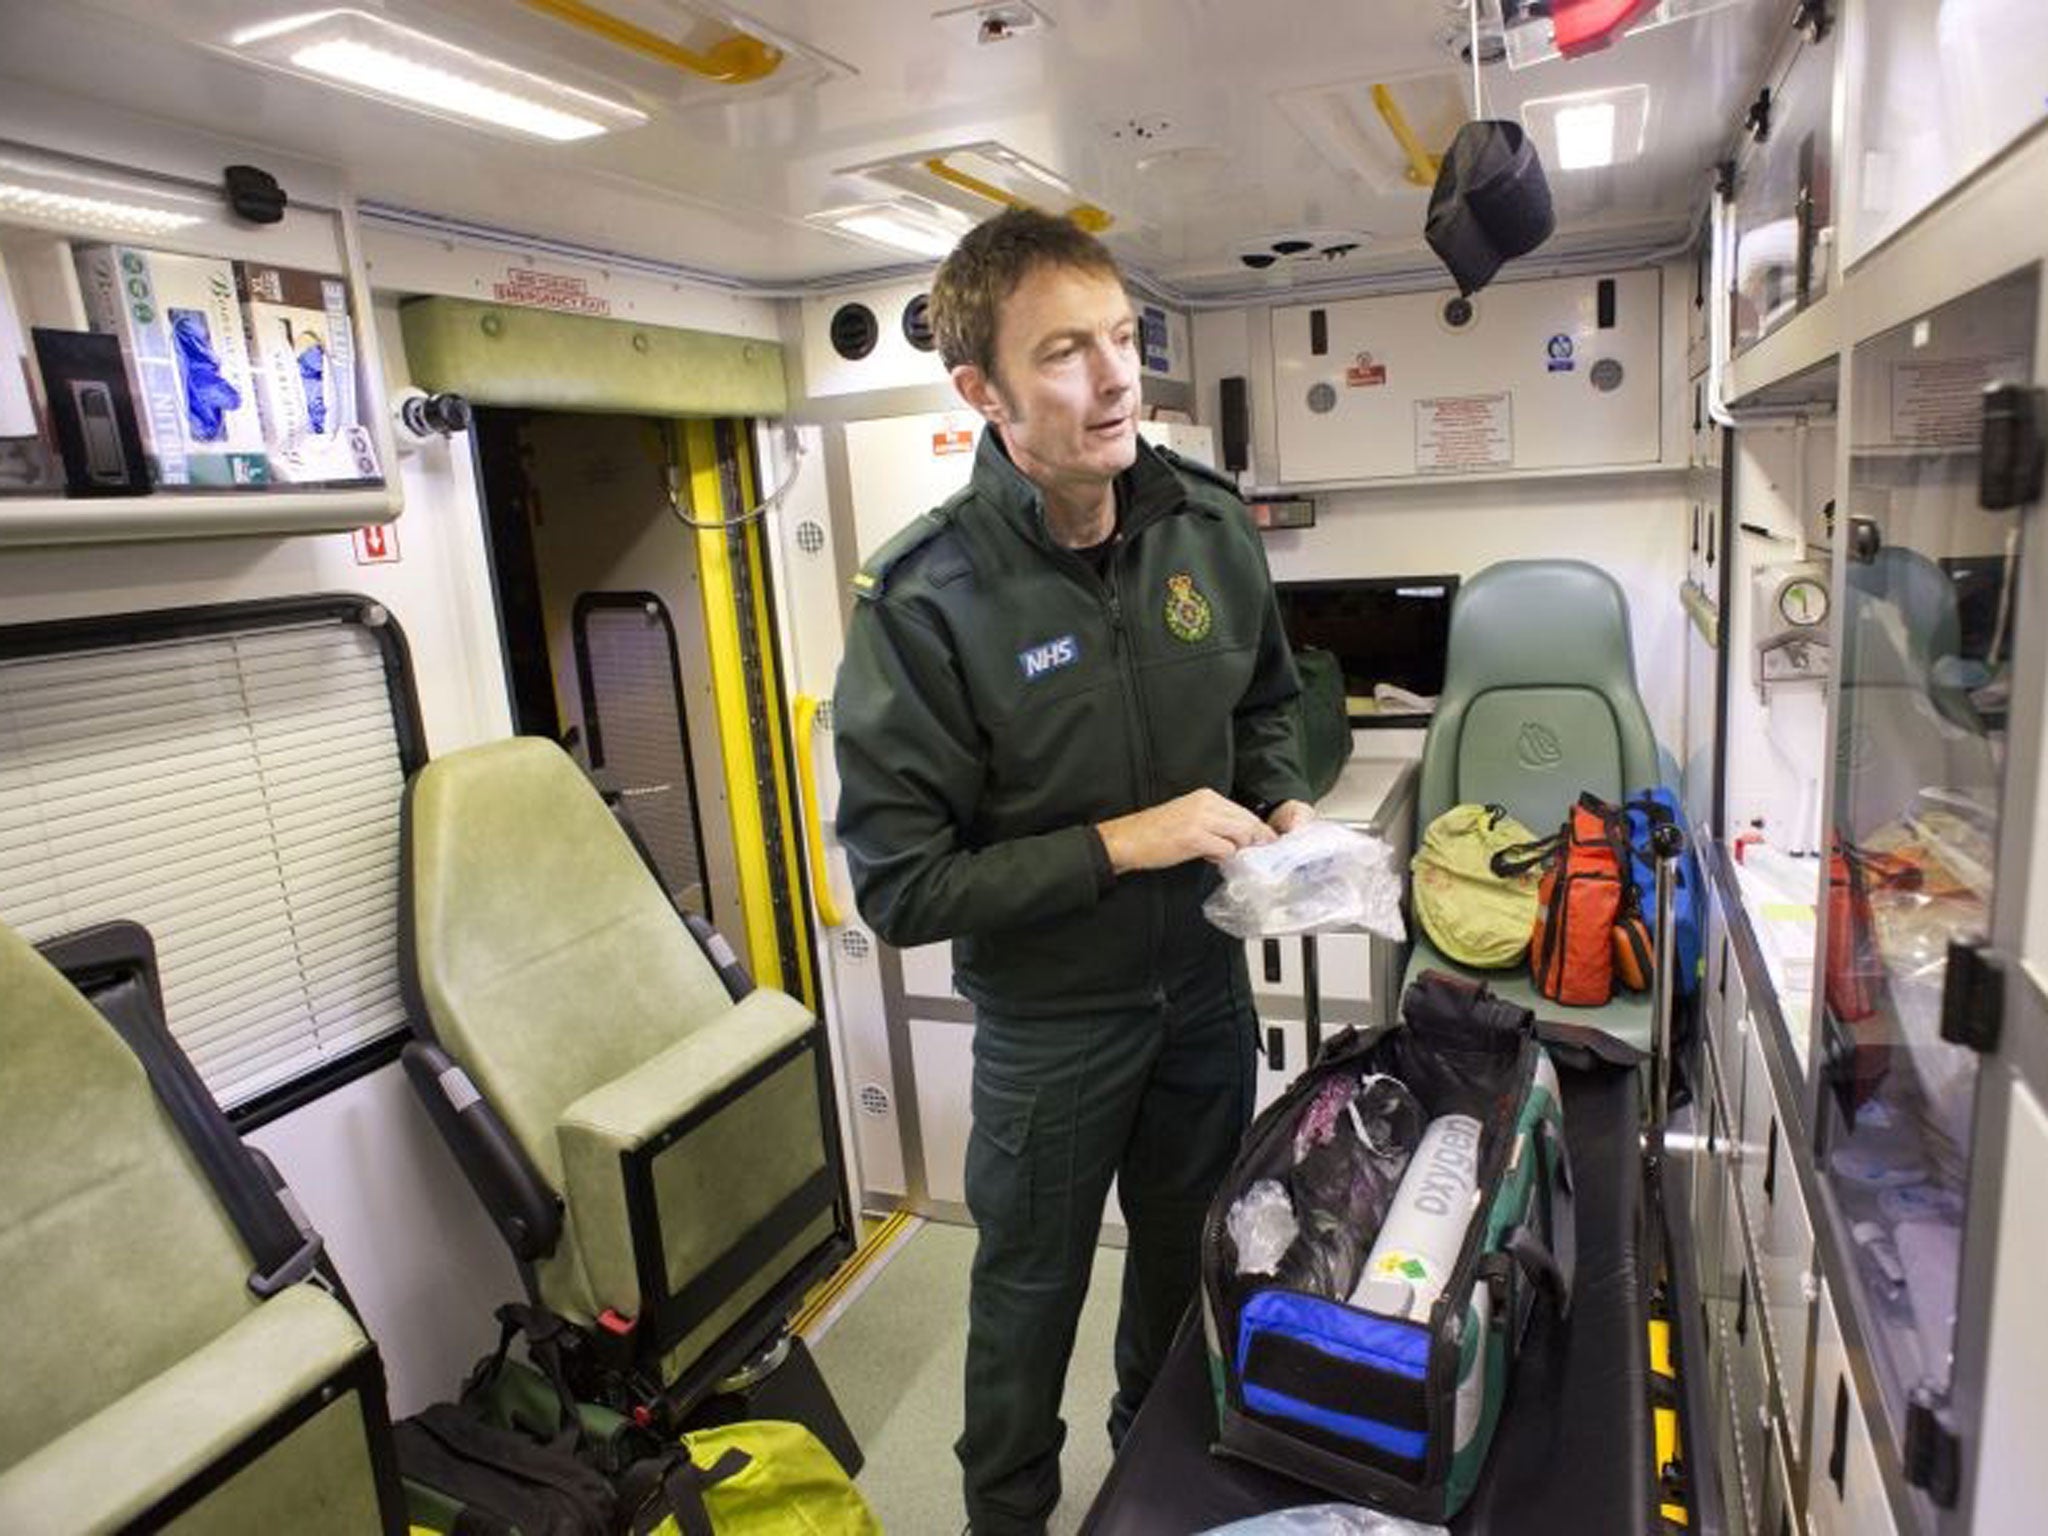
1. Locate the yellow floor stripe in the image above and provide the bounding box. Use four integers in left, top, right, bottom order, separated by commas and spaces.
790, 1208, 916, 1335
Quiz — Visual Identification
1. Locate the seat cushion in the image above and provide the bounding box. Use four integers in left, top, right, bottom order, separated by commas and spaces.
0, 1284, 382, 1535
551, 987, 827, 1324
1401, 933, 1655, 1054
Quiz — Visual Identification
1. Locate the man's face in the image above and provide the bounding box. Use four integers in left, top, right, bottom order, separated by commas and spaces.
955, 262, 1141, 502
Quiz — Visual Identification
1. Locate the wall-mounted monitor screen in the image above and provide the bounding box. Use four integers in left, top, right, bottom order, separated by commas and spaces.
1275, 576, 1458, 726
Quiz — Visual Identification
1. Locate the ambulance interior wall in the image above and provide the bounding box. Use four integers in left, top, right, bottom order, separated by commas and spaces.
0, 295, 521, 1414
1192, 294, 1692, 759
503, 409, 743, 931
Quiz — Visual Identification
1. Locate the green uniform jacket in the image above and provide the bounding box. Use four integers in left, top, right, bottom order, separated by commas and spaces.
832, 428, 1308, 1017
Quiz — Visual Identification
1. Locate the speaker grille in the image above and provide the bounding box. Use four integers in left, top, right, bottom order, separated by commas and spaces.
829, 302, 879, 361
839, 928, 871, 962
858, 1083, 891, 1117
795, 519, 826, 555
902, 293, 936, 352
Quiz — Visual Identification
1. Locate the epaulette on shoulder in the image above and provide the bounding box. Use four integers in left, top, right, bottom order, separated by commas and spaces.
850, 505, 964, 601
1154, 444, 1244, 503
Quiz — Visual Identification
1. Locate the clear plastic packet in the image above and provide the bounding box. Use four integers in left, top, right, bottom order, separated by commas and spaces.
1203, 820, 1407, 941
1199, 1502, 1450, 1535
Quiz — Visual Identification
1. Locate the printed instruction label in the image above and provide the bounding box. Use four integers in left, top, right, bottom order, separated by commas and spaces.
1415, 392, 1512, 473
492, 266, 612, 317
932, 427, 975, 456
1891, 354, 2027, 447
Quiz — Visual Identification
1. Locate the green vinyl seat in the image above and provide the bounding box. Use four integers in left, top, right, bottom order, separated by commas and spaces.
0, 923, 402, 1536
401, 736, 852, 1408
1403, 559, 1663, 1052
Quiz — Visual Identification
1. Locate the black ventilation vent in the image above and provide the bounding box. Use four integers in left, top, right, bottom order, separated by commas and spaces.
829, 302, 879, 361
902, 293, 937, 352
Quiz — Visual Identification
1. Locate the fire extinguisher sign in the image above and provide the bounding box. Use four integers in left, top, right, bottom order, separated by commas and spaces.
353, 524, 401, 565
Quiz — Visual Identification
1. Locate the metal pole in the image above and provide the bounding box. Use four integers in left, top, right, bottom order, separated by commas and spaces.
1302, 933, 1322, 1062
1649, 823, 1685, 1132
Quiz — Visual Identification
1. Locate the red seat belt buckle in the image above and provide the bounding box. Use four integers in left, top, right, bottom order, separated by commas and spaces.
598, 1308, 637, 1336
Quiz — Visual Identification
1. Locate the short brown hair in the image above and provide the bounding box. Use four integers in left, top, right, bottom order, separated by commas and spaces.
929, 208, 1124, 376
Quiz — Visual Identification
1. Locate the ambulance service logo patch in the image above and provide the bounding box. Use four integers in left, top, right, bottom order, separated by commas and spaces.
1163, 572, 1213, 643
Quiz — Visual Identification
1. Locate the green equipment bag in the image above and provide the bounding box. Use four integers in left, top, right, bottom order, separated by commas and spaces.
627, 1421, 881, 1536
1292, 646, 1354, 802
1410, 803, 1544, 967
1200, 971, 1576, 1523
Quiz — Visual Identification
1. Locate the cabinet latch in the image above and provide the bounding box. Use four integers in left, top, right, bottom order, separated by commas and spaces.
1745, 89, 1772, 144
1980, 383, 2046, 511
1794, 0, 1833, 43
1938, 935, 2002, 1054
1904, 1387, 1962, 1508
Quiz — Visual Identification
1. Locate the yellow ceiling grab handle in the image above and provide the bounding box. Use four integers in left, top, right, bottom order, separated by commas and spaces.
521, 0, 783, 85
921, 156, 1114, 234
1371, 83, 1441, 187
793, 694, 845, 928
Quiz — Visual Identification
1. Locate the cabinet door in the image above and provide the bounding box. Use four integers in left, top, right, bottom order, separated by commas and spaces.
1818, 265, 2038, 1438
1805, 1281, 1900, 1536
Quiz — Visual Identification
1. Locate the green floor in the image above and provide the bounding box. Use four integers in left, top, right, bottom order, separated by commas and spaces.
810, 1220, 1123, 1535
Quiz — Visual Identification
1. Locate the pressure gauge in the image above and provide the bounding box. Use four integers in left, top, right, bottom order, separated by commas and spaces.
1777, 575, 1829, 628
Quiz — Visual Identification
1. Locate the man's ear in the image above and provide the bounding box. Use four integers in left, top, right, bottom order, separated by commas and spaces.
952, 363, 1008, 425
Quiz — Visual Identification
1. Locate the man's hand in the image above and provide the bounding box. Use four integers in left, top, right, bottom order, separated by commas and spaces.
1267, 799, 1316, 835
1097, 789, 1275, 874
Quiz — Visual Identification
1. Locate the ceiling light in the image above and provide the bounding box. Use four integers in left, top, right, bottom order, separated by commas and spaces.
810, 201, 975, 261
1553, 102, 1618, 169
1522, 85, 1650, 172
233, 10, 647, 143
0, 183, 204, 237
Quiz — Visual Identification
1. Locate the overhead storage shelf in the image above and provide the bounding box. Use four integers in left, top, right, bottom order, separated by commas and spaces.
0, 137, 401, 548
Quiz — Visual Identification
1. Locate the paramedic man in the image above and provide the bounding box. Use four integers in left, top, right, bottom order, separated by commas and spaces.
831, 208, 1314, 1535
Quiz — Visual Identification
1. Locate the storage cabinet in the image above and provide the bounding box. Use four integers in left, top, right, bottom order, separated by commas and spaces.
1729, 15, 1837, 358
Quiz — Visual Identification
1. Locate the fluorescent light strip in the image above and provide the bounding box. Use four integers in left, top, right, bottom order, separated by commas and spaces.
834, 211, 961, 260
1553, 101, 1618, 169
288, 38, 619, 141
0, 183, 204, 235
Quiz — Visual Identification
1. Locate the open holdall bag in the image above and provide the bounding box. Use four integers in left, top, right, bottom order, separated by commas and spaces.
1198, 971, 1582, 1523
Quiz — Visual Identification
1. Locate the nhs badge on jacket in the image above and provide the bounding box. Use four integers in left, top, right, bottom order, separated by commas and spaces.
1017, 633, 1080, 682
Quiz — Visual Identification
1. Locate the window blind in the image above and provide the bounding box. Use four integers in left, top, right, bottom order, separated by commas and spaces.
578, 596, 710, 916
0, 614, 411, 1110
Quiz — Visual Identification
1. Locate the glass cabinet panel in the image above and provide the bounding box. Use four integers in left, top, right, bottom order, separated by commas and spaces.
1820, 265, 2038, 1440
1730, 23, 1836, 356
1846, 0, 2048, 264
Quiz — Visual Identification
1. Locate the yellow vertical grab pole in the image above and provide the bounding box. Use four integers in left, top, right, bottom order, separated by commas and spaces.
735, 429, 819, 1012
682, 417, 785, 991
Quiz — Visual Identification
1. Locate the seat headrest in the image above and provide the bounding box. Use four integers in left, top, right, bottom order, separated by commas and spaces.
1442, 559, 1640, 692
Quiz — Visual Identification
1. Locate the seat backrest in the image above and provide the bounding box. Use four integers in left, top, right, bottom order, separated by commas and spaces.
405, 736, 737, 1193
1415, 560, 1660, 838
0, 922, 259, 1466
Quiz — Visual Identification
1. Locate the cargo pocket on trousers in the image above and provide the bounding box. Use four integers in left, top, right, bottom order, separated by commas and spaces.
965, 1069, 1037, 1229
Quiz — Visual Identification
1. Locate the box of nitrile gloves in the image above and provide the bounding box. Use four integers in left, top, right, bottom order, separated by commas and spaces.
235, 261, 380, 484
74, 244, 268, 487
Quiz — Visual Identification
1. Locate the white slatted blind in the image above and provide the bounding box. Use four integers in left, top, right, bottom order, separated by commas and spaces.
0, 617, 409, 1109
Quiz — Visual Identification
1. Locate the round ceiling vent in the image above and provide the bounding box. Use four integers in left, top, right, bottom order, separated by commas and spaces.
902, 293, 937, 352
829, 302, 879, 361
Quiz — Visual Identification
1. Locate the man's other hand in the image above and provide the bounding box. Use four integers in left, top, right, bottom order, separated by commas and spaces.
1267, 799, 1316, 835
1097, 789, 1275, 874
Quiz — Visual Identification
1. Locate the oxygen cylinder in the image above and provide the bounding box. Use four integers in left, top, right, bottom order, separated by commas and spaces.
1350, 1113, 1484, 1317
